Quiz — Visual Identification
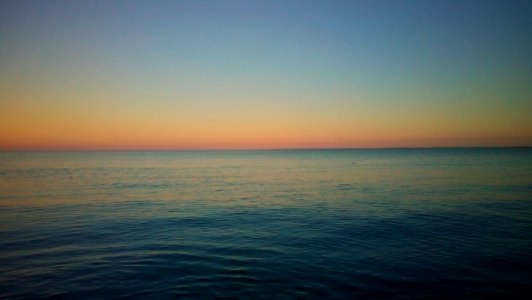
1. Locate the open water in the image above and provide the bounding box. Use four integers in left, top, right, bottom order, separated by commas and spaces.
1, 149, 531, 299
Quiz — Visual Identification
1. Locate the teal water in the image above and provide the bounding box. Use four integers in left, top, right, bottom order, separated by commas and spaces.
1, 149, 532, 299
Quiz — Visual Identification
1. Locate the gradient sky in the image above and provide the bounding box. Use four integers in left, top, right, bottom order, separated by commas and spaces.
1, 0, 531, 149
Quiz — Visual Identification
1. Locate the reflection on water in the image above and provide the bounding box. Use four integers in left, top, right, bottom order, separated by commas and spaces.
1, 149, 532, 299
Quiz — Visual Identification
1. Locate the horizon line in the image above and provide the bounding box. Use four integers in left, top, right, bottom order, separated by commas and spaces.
1, 146, 531, 152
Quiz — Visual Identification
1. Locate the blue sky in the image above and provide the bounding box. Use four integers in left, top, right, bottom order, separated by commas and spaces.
1, 0, 531, 149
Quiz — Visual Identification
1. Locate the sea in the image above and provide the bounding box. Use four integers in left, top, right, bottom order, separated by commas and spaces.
1, 149, 531, 299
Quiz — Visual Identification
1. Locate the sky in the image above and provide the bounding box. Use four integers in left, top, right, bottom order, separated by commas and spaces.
1, 0, 531, 150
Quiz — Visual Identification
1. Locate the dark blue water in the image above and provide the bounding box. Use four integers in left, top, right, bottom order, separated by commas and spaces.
1, 149, 532, 299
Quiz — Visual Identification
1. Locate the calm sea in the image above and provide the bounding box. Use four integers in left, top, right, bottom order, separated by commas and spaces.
1, 149, 531, 299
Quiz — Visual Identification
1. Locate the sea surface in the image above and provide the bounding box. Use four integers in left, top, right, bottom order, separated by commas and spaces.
1, 149, 532, 299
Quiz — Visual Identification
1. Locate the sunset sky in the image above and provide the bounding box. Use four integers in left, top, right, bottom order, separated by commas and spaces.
1, 0, 531, 150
